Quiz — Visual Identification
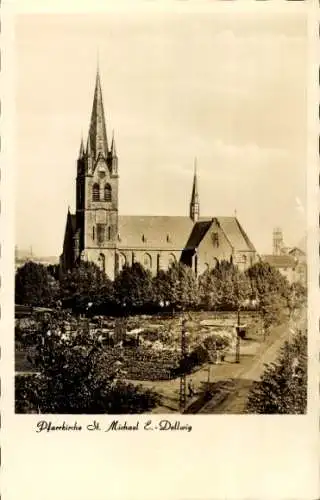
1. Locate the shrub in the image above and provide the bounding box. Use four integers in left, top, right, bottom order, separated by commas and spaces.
15, 261, 57, 307
246, 329, 307, 414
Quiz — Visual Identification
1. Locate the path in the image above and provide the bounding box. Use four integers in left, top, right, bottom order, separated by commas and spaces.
200, 308, 307, 414
131, 309, 306, 414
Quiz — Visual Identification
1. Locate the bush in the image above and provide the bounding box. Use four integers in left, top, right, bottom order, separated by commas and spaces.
15, 261, 58, 307
246, 329, 307, 414
15, 313, 159, 413
153, 262, 199, 311
114, 262, 155, 313
59, 261, 114, 314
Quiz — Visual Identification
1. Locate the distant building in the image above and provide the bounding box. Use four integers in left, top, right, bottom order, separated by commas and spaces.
15, 246, 59, 271
262, 229, 307, 286
60, 69, 258, 279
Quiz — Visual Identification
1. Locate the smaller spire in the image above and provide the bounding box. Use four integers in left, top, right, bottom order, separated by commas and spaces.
79, 136, 85, 158
86, 135, 92, 157
111, 129, 117, 157
97, 49, 100, 74
190, 158, 200, 222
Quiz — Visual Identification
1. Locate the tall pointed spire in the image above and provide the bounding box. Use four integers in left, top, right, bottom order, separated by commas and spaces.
190, 158, 200, 222
79, 136, 85, 158
86, 135, 91, 156
88, 67, 108, 159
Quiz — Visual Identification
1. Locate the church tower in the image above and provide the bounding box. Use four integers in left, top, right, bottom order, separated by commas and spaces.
189, 159, 199, 222
76, 68, 119, 276
273, 227, 283, 255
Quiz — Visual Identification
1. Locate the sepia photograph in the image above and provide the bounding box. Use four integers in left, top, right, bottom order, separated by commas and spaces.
14, 10, 308, 415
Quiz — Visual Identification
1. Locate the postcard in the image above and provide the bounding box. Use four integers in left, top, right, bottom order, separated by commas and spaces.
1, 1, 319, 499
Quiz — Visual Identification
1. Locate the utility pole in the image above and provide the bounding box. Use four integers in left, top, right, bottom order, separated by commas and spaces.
179, 317, 187, 413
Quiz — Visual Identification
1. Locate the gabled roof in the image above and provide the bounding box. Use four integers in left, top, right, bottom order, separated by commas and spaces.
118, 215, 193, 250
261, 254, 296, 269
197, 216, 256, 252
288, 247, 306, 257
184, 220, 213, 250
216, 217, 256, 252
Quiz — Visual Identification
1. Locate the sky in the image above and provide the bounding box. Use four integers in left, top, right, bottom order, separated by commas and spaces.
15, 11, 307, 257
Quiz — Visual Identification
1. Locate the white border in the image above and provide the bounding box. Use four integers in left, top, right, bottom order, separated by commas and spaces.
1, 2, 319, 500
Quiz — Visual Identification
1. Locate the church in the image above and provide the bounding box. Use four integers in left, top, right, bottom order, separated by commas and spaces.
60, 70, 257, 280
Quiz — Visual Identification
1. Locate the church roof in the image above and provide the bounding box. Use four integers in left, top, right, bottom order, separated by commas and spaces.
184, 220, 213, 250
118, 216, 193, 250
117, 215, 255, 253
215, 217, 256, 252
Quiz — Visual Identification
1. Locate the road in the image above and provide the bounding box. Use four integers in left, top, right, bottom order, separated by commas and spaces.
200, 308, 307, 414
139, 308, 306, 414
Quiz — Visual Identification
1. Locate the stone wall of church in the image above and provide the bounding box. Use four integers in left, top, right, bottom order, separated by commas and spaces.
116, 249, 182, 276
82, 248, 116, 280
196, 220, 233, 275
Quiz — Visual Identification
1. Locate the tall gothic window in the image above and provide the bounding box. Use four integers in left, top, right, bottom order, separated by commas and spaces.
104, 183, 112, 202
97, 224, 105, 244
143, 253, 152, 269
92, 183, 100, 202
98, 253, 105, 272
119, 253, 127, 272
168, 253, 176, 266
212, 232, 219, 248
107, 226, 111, 240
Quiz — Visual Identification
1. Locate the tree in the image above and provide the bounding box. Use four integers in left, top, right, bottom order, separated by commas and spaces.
246, 330, 307, 414
59, 261, 114, 314
246, 261, 291, 329
114, 262, 154, 313
198, 269, 220, 310
153, 262, 198, 311
15, 261, 57, 307
15, 312, 159, 414
246, 261, 290, 300
198, 261, 251, 311
286, 282, 307, 316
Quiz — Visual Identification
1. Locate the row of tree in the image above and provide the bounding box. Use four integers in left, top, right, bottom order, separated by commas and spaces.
15, 260, 306, 324
246, 329, 307, 414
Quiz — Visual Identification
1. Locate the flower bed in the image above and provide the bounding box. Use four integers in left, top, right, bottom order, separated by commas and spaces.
101, 346, 180, 381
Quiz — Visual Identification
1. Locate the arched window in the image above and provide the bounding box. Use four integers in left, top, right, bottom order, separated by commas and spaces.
98, 253, 105, 272
143, 253, 152, 269
119, 253, 127, 272
168, 253, 176, 266
157, 254, 161, 273
92, 183, 100, 202
92, 227, 95, 241
107, 226, 111, 240
104, 183, 112, 202
97, 224, 105, 244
